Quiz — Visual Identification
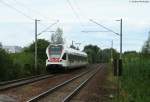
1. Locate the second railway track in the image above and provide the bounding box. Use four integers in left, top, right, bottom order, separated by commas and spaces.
27, 64, 104, 102
0, 74, 54, 91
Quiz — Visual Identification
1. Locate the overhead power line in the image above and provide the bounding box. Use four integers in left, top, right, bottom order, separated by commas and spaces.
66, 0, 83, 27
38, 20, 59, 36
90, 19, 119, 35
12, 0, 50, 20
82, 30, 110, 33
72, 0, 89, 21
0, 0, 34, 20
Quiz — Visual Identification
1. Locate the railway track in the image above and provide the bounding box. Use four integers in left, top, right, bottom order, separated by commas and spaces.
0, 66, 93, 102
0, 74, 54, 91
27, 64, 103, 102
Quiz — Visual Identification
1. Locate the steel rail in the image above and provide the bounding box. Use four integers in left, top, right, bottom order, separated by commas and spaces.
0, 74, 47, 86
0, 74, 55, 91
62, 65, 104, 102
27, 65, 102, 102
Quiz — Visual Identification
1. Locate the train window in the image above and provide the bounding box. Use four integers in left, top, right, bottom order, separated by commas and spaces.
49, 45, 63, 58
68, 54, 71, 61
68, 54, 73, 62
68, 54, 87, 62
62, 53, 66, 60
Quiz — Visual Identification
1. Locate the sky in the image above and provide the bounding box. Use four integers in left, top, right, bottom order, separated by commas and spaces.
0, 0, 150, 52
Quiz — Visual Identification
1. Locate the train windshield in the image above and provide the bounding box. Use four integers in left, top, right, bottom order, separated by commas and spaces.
49, 45, 62, 58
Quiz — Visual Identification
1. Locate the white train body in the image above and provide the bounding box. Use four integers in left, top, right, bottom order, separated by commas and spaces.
46, 44, 88, 72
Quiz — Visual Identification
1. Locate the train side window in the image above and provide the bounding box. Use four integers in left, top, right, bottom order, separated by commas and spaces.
62, 53, 66, 60
68, 54, 71, 61
68, 54, 73, 62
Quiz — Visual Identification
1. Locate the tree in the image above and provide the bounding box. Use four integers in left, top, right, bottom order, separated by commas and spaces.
142, 32, 150, 54
84, 45, 101, 63
101, 48, 119, 62
10, 52, 35, 76
24, 39, 50, 61
0, 48, 14, 81
23, 39, 49, 74
51, 28, 64, 44
83, 44, 119, 63
0, 42, 2, 48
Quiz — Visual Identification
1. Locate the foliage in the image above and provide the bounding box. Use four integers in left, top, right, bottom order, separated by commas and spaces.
119, 52, 150, 102
142, 32, 150, 54
83, 45, 119, 63
10, 52, 35, 76
0, 39, 49, 81
51, 28, 64, 44
23, 39, 49, 74
24, 39, 49, 61
101, 48, 119, 62
0, 42, 2, 48
84, 45, 101, 63
0, 48, 14, 81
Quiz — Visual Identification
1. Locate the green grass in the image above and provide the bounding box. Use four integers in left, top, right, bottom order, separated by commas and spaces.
119, 54, 150, 102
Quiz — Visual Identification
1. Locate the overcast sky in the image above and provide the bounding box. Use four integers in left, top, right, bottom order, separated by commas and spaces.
0, 0, 150, 52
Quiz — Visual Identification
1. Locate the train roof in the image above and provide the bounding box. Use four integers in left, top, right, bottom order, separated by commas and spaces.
63, 46, 87, 57
47, 44, 87, 57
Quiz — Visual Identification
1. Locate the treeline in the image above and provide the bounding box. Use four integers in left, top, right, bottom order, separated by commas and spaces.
84, 44, 119, 63
0, 39, 49, 81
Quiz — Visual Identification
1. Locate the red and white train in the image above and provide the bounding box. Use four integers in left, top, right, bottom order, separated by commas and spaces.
46, 44, 88, 72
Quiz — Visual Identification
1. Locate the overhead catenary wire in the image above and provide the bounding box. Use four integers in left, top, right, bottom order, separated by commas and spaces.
11, 0, 50, 21
1, 0, 60, 36
72, 0, 89, 22
66, 0, 84, 27
0, 0, 34, 20
90, 19, 120, 36
11, 0, 60, 35
69, 0, 117, 34
37, 20, 59, 36
82, 30, 110, 33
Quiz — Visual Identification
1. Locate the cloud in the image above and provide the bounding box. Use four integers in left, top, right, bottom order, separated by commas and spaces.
0, 0, 150, 52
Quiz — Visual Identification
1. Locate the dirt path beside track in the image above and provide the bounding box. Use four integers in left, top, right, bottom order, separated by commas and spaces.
70, 64, 116, 102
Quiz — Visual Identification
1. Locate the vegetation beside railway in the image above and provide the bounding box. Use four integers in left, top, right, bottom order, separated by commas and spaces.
117, 34, 150, 102
112, 34, 150, 102
0, 39, 49, 81
118, 52, 150, 102
84, 45, 118, 63
106, 51, 150, 102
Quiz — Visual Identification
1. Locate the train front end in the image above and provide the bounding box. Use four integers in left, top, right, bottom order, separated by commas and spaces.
46, 44, 66, 72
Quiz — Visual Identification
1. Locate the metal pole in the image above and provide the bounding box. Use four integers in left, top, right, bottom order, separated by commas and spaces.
120, 19, 122, 59
35, 19, 40, 73
118, 18, 122, 102
111, 40, 113, 62
72, 41, 74, 46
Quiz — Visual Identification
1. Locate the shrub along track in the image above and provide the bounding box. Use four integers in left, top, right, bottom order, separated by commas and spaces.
0, 65, 97, 102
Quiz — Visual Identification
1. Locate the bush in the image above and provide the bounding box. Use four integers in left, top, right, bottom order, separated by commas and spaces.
0, 48, 14, 81
120, 53, 150, 102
